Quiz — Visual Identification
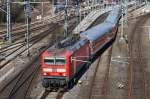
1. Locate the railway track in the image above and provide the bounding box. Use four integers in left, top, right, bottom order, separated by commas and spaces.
87, 47, 112, 99
128, 14, 150, 99
0, 16, 78, 67
0, 26, 49, 50
0, 9, 77, 42
0, 23, 50, 43
0, 22, 46, 39
0, 21, 42, 34
0, 25, 50, 53
8, 58, 40, 99
0, 23, 57, 68
0, 10, 65, 36
39, 88, 66, 99
0, 11, 68, 44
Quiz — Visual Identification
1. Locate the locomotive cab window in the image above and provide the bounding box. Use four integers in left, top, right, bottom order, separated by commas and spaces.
44, 58, 54, 65
55, 58, 66, 65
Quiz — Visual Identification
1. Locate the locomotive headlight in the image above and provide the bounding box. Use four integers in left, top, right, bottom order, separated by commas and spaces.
43, 73, 47, 75
43, 68, 66, 72
57, 69, 66, 72
43, 68, 52, 72
62, 73, 66, 76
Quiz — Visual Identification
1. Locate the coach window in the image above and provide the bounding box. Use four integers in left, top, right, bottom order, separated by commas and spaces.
55, 58, 66, 65
44, 58, 54, 65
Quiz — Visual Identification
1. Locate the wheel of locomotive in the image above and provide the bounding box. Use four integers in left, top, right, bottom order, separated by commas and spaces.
42, 79, 49, 88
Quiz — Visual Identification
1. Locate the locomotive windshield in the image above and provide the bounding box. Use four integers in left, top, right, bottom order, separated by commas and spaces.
44, 57, 65, 65
55, 58, 65, 65
44, 58, 54, 65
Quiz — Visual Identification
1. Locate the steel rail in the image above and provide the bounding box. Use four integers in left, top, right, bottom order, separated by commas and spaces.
0, 24, 57, 69
88, 57, 101, 99
100, 47, 113, 99
87, 47, 112, 99
8, 63, 40, 99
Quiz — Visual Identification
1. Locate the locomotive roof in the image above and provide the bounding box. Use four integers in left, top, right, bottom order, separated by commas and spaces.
80, 22, 113, 41
46, 37, 88, 56
68, 38, 88, 51
46, 37, 73, 57
46, 46, 67, 57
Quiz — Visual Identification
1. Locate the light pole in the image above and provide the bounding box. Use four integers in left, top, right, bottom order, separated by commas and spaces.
119, 0, 129, 43
124, 0, 128, 26
77, 0, 81, 25
120, 5, 124, 40
7, 0, 11, 42
145, 0, 148, 5
64, 0, 68, 37
24, 0, 31, 56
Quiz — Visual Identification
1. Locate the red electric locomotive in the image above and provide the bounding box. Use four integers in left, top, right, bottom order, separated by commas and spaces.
41, 38, 90, 88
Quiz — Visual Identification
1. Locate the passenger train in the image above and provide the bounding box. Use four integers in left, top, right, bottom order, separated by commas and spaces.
40, 7, 121, 89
